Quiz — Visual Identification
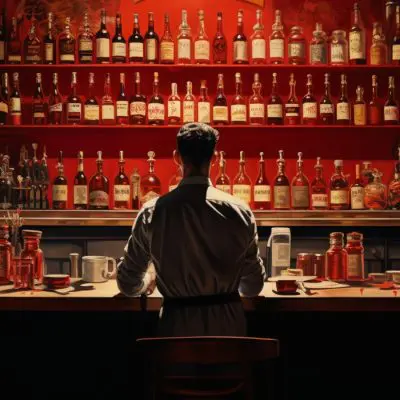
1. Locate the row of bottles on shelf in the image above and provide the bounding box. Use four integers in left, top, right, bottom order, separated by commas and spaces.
0, 70, 399, 126
1, 145, 400, 211
1, 3, 400, 66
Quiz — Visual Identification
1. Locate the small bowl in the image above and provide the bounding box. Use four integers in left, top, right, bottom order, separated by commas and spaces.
275, 280, 298, 294
385, 270, 400, 283
43, 274, 71, 289
368, 273, 386, 283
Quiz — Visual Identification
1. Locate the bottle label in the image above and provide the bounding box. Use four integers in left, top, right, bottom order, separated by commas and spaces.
148, 103, 165, 121
160, 41, 174, 61
267, 104, 283, 118
178, 38, 191, 60
252, 39, 266, 59
336, 102, 350, 120
96, 38, 110, 58
79, 38, 93, 52
198, 102, 210, 123
234, 41, 248, 62
112, 42, 126, 57
60, 51, 75, 62
114, 185, 131, 201
146, 39, 156, 61
53, 185, 68, 201
271, 242, 290, 267
195, 40, 210, 60
49, 103, 63, 113
26, 44, 42, 62
102, 104, 115, 120
89, 190, 109, 207
289, 42, 305, 59
168, 100, 181, 118
67, 103, 82, 115
302, 102, 317, 119
129, 42, 144, 59
351, 187, 365, 210
10, 98, 21, 113
45, 43, 54, 61
183, 100, 195, 123
8, 54, 22, 63
84, 104, 100, 121
312, 193, 328, 208
216, 185, 231, 194
213, 106, 228, 121
354, 104, 366, 125
292, 186, 310, 208
349, 31, 364, 60
130, 101, 146, 117
348, 254, 363, 278
74, 185, 88, 205
393, 44, 400, 61
384, 106, 399, 122
285, 103, 300, 117
330, 190, 348, 205
331, 44, 345, 63
233, 184, 251, 204
249, 103, 265, 119
33, 110, 45, 119
274, 186, 290, 208
254, 185, 271, 202
0, 101, 8, 113
310, 43, 327, 64
269, 38, 284, 58
370, 47, 384, 65
116, 101, 129, 117
231, 104, 247, 122
320, 104, 334, 115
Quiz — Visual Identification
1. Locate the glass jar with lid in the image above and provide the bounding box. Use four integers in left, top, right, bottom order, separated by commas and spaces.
20, 229, 44, 284
310, 22, 328, 65
330, 30, 348, 65
345, 232, 365, 281
288, 26, 306, 65
325, 232, 348, 282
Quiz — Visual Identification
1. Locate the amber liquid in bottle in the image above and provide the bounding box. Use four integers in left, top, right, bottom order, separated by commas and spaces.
285, 73, 300, 125
273, 150, 290, 210
78, 12, 94, 64
44, 12, 56, 64
116, 73, 129, 125
130, 72, 146, 125
140, 151, 161, 205
24, 18, 42, 64
254, 152, 271, 210
302, 74, 318, 126
84, 73, 100, 125
269, 10, 285, 64
183, 81, 195, 124
350, 164, 365, 210
369, 75, 381, 126
198, 80, 211, 124
392, 5, 400, 65
52, 151, 68, 210
249, 73, 265, 125
231, 72, 247, 125
213, 74, 229, 125
32, 73, 46, 125
337, 74, 351, 125
232, 151, 252, 206
73, 151, 88, 210
267, 72, 283, 125
114, 151, 130, 209
148, 72, 165, 125
144, 12, 159, 64
89, 151, 110, 210
101, 73, 115, 125
354, 85, 367, 126
59, 17, 76, 64
384, 76, 399, 125
48, 73, 63, 125
330, 160, 350, 210
311, 157, 328, 210
129, 13, 144, 63
7, 17, 22, 64
66, 71, 82, 125
291, 152, 310, 210
233, 9, 248, 64
326, 232, 348, 282
215, 151, 231, 194
349, 2, 366, 65
160, 13, 174, 64
213, 12, 227, 64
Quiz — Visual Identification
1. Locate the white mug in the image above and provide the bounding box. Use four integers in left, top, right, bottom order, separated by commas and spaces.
82, 256, 117, 283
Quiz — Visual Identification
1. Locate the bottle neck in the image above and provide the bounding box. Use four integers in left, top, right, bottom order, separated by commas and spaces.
119, 162, 125, 174
78, 159, 84, 172
289, 83, 296, 99
148, 19, 154, 33
278, 163, 285, 176
258, 160, 265, 177
315, 167, 323, 180
104, 81, 111, 97
341, 83, 347, 98
135, 79, 141, 95
236, 19, 244, 35
71, 81, 77, 97
372, 85, 378, 100
153, 80, 159, 96
324, 82, 330, 98
217, 17, 223, 34
219, 162, 226, 176
200, 86, 207, 98
101, 14, 107, 31
307, 84, 313, 96
148, 161, 155, 174
97, 162, 103, 174
236, 81, 242, 96
120, 81, 125, 96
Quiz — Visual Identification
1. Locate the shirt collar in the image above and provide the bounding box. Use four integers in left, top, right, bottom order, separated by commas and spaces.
179, 176, 212, 186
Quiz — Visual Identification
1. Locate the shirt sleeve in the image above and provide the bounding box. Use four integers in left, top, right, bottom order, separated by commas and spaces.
239, 210, 266, 297
117, 207, 153, 297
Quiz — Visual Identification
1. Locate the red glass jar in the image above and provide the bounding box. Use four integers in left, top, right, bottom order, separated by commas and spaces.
0, 225, 12, 284
21, 230, 44, 284
345, 232, 365, 281
325, 232, 348, 282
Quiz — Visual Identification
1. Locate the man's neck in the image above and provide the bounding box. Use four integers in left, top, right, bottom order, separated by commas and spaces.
183, 165, 210, 179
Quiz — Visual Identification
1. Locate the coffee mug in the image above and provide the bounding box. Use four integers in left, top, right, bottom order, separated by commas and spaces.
82, 256, 117, 283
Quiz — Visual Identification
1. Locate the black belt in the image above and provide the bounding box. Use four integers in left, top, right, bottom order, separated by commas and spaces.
162, 292, 241, 308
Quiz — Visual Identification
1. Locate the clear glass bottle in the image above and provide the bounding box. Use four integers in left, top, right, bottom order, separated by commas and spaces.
311, 157, 328, 210
249, 73, 265, 125
353, 86, 367, 126
52, 151, 68, 210
177, 9, 192, 64
101, 73, 115, 125
233, 9, 248, 64
129, 13, 144, 63
250, 9, 266, 64
345, 232, 365, 281
148, 72, 165, 125
319, 73, 334, 125
114, 151, 130, 209
310, 22, 327, 65
140, 151, 161, 205
330, 160, 350, 210
21, 230, 44, 284
78, 11, 94, 64
285, 73, 300, 125
232, 151, 252, 206
96, 8, 110, 64
194, 10, 210, 64
349, 1, 366, 65
84, 72, 100, 125
73, 151, 88, 210
144, 12, 159, 63
89, 151, 110, 210
254, 152, 271, 210
269, 10, 285, 64
384, 76, 399, 125
369, 75, 382, 125
213, 11, 227, 64
231, 73, 247, 125
291, 152, 310, 210
213, 74, 228, 125
66, 71, 82, 125
160, 13, 174, 64
59, 17, 75, 64
215, 151, 231, 194
198, 80, 211, 124
130, 72, 146, 125
267, 72, 283, 125
112, 12, 126, 63
288, 26, 306, 65
350, 164, 365, 210
302, 74, 317, 125
364, 169, 387, 210
273, 150, 290, 210
330, 30, 348, 65
337, 74, 351, 125
370, 22, 388, 65
167, 82, 181, 125
325, 232, 348, 282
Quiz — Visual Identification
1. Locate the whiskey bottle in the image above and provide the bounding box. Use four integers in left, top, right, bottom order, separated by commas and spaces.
148, 72, 165, 125
0, 11, 4, 64
177, 9, 192, 64
392, 5, 400, 65
330, 160, 350, 210
131, 168, 141, 210
73, 151, 88, 210
24, 18, 42, 64
215, 151, 231, 194
354, 86, 367, 126
0, 73, 8, 125
160, 13, 174, 64
140, 151, 161, 205
130, 72, 146, 125
251, 9, 266, 64
198, 80, 211, 124
212, 12, 227, 64
319, 73, 334, 125
231, 73, 247, 125
49, 73, 63, 125
44, 12, 56, 64
349, 2, 366, 65
233, 151, 252, 205
254, 152, 271, 210
10, 72, 21, 126
269, 10, 285, 64
311, 157, 328, 210
114, 151, 130, 209
194, 10, 210, 64
288, 26, 306, 65
310, 23, 327, 65
350, 164, 365, 210
84, 73, 100, 125
249, 73, 265, 125
52, 151, 68, 210
59, 17, 75, 64
169, 150, 183, 191
112, 13, 126, 63
337, 74, 351, 125
96, 8, 110, 64
183, 81, 195, 123
233, 9, 248, 64
368, 75, 381, 125
144, 12, 159, 63
213, 74, 228, 125
302, 74, 317, 125
285, 73, 300, 125
291, 152, 310, 210
32, 73, 46, 125
89, 151, 110, 210
384, 76, 399, 125
101, 73, 115, 125
129, 13, 144, 63
78, 11, 94, 64
167, 82, 181, 125
370, 22, 388, 65
364, 169, 387, 210
361, 161, 374, 185
66, 72, 82, 125
116, 73, 129, 125
273, 150, 290, 210
7, 17, 21, 64
267, 72, 283, 125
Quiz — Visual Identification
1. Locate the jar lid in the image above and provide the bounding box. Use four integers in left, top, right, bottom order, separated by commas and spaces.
332, 29, 347, 37
290, 25, 303, 32
22, 229, 42, 238
347, 232, 363, 241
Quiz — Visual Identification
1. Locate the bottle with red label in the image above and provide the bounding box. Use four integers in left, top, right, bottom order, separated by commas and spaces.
89, 151, 110, 210
302, 74, 317, 125
114, 151, 130, 209
215, 151, 231, 194
253, 152, 271, 210
52, 151, 68, 210
291, 152, 310, 210
330, 160, 349, 210
311, 157, 328, 210
285, 74, 300, 125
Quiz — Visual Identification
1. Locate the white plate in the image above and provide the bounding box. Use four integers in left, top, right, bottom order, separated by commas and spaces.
268, 275, 317, 282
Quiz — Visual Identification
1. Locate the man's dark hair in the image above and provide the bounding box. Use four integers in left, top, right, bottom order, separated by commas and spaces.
177, 123, 219, 168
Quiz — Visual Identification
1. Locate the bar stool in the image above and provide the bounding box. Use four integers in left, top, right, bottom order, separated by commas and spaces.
136, 336, 280, 399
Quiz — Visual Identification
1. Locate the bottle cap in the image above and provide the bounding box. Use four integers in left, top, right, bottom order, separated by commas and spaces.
334, 160, 343, 167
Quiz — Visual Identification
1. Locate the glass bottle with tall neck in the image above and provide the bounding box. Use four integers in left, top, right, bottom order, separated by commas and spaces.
59, 17, 75, 64
231, 73, 247, 125
52, 151, 68, 210
78, 11, 94, 64
267, 72, 283, 125
233, 151, 252, 206
114, 151, 130, 209
337, 74, 350, 125
140, 151, 161, 205
198, 80, 211, 124
32, 73, 46, 125
44, 12, 56, 64
349, 1, 366, 65
311, 157, 328, 210
131, 168, 141, 210
194, 10, 210, 64
269, 10, 285, 64
112, 13, 126, 63
66, 72, 82, 125
350, 164, 365, 210
49, 73, 63, 125
389, 147, 400, 209
285, 73, 300, 125
233, 9, 248, 64
215, 151, 231, 194
310, 22, 327, 65
384, 76, 399, 125
89, 151, 109, 210
273, 150, 290, 210
84, 73, 100, 125
251, 9, 266, 64
326, 232, 348, 282
330, 160, 349, 210
130, 72, 146, 125
392, 5, 400, 65
213, 12, 227, 64
129, 13, 144, 63
354, 86, 367, 126
0, 73, 8, 125
96, 8, 110, 64
302, 74, 317, 125
249, 73, 265, 125
370, 22, 388, 65
145, 12, 159, 63
101, 73, 115, 125
7, 17, 21, 64
291, 152, 310, 210
183, 81, 195, 124
177, 9, 192, 64
148, 72, 164, 125
73, 151, 88, 210
369, 75, 381, 125
167, 82, 181, 125
213, 74, 228, 125
254, 152, 271, 210
24, 18, 42, 64
160, 13, 174, 64
116, 73, 129, 125
10, 72, 21, 126
319, 73, 334, 125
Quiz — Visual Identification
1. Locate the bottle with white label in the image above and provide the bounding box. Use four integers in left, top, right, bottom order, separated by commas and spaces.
233, 9, 248, 64
167, 82, 181, 125
384, 76, 399, 125
148, 72, 165, 125
269, 10, 285, 64
78, 12, 94, 64
273, 150, 290, 210
337, 74, 350, 125
302, 74, 317, 125
114, 151, 130, 209
53, 151, 68, 210
145, 12, 159, 63
285, 73, 300, 125
101, 73, 115, 125
116, 73, 129, 125
129, 13, 144, 63
215, 151, 231, 194
392, 5, 400, 65
96, 8, 110, 64
84, 73, 100, 125
345, 232, 365, 281
349, 1, 366, 65
112, 13, 126, 63
319, 73, 334, 125
177, 9, 192, 64
310, 22, 327, 65
10, 72, 21, 126
198, 80, 211, 124
48, 73, 63, 125
43, 12, 56, 64
59, 17, 75, 64
291, 152, 310, 210
254, 152, 271, 210
288, 26, 306, 65
233, 151, 252, 205
73, 151, 88, 210
267, 73, 283, 125
311, 157, 328, 210
330, 160, 350, 210
231, 73, 247, 125
213, 74, 228, 125
66, 72, 82, 125
249, 73, 265, 125
130, 72, 146, 125
160, 13, 174, 64
350, 164, 365, 210
250, 9, 266, 64
353, 85, 366, 126
194, 10, 210, 64
89, 151, 110, 210
183, 81, 196, 123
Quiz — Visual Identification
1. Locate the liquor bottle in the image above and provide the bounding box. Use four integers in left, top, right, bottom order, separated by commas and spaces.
116, 73, 129, 125
233, 9, 248, 64
144, 12, 159, 63
251, 9, 266, 64
232, 151, 252, 205
285, 73, 300, 125
384, 76, 399, 125
269, 10, 285, 64
148, 72, 165, 125
112, 13, 126, 63
140, 151, 161, 205
129, 13, 144, 63
349, 2, 366, 65
337, 74, 351, 125
169, 150, 183, 191
392, 5, 400, 65
354, 86, 367, 126
183, 81, 195, 124
291, 152, 310, 210
59, 17, 75, 64
350, 164, 365, 210
131, 168, 141, 210
330, 30, 348, 65
66, 72, 82, 125
212, 12, 227, 64
49, 73, 63, 125
96, 8, 110, 64
52, 151, 68, 210
101, 73, 115, 125
73, 151, 88, 210
130, 72, 146, 125
78, 11, 94, 64
249, 73, 265, 125
361, 161, 374, 185
364, 169, 387, 210
330, 160, 349, 210
84, 73, 100, 125
10, 72, 21, 126
167, 82, 181, 125
231, 73, 247, 125
345, 232, 365, 281
198, 80, 211, 124
7, 17, 22, 64
319, 73, 334, 125
326, 232, 348, 282
267, 73, 283, 125
24, 18, 42, 64
302, 74, 318, 125
0, 73, 8, 125
0, 10, 4, 64
114, 151, 130, 209
388, 147, 400, 209
89, 151, 110, 210
215, 151, 231, 194
273, 150, 290, 210
368, 75, 381, 125
194, 10, 210, 64
160, 13, 174, 64
177, 9, 192, 64
254, 152, 271, 210
311, 157, 328, 210
310, 23, 327, 65
213, 74, 228, 125
288, 26, 306, 65
370, 22, 388, 65
32, 73, 46, 125
43, 12, 56, 64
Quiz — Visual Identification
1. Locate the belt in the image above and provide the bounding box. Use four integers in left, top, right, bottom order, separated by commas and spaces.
162, 292, 241, 308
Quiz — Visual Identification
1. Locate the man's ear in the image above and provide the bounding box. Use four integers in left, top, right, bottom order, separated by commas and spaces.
173, 149, 182, 166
